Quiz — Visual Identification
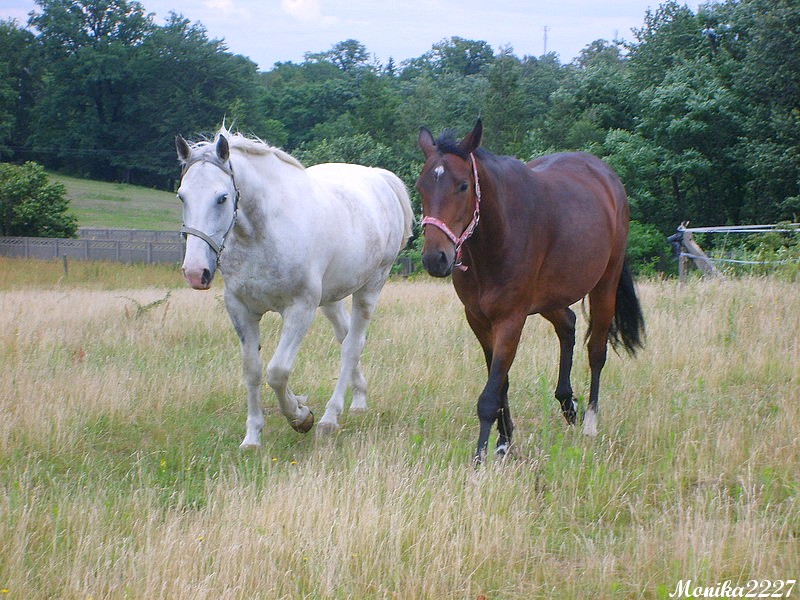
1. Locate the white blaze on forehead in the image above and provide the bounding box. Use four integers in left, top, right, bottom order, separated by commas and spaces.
433, 165, 445, 180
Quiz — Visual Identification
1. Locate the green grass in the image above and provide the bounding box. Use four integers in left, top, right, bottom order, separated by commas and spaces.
50, 172, 181, 230
1, 265, 798, 598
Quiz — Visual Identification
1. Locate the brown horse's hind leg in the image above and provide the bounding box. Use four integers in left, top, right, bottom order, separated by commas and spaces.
584, 275, 619, 437
542, 308, 578, 425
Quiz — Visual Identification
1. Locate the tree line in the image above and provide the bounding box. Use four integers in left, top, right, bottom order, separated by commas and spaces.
1, 0, 798, 270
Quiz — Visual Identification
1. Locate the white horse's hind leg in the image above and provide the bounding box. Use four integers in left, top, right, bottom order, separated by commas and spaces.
321, 300, 369, 413
225, 295, 265, 449
266, 301, 317, 433
317, 288, 381, 435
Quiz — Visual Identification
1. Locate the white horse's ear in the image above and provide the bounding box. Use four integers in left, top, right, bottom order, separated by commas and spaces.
176, 135, 191, 162
418, 127, 437, 157
216, 134, 230, 162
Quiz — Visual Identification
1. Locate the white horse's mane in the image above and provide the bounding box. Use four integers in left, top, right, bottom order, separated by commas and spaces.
191, 127, 305, 171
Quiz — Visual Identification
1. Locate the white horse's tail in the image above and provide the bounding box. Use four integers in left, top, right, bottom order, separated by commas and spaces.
380, 170, 414, 245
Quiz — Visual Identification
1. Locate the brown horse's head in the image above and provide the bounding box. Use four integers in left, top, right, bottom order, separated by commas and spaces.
416, 119, 483, 277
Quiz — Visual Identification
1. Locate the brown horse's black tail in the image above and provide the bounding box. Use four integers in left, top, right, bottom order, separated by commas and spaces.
609, 258, 645, 356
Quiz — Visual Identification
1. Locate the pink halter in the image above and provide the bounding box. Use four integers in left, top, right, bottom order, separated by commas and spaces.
421, 153, 482, 271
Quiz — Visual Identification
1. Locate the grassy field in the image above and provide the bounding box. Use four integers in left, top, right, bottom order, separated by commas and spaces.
50, 173, 181, 231
0, 258, 797, 598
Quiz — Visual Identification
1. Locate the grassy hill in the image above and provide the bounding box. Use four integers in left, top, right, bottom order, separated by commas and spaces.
51, 172, 181, 231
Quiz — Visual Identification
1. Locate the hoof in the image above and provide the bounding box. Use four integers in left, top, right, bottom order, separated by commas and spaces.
495, 442, 511, 458
239, 429, 262, 449
349, 405, 367, 415
562, 398, 578, 425
582, 409, 598, 437
315, 420, 340, 436
291, 410, 314, 434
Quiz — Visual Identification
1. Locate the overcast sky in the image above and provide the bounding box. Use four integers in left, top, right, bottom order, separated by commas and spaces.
1, 0, 702, 70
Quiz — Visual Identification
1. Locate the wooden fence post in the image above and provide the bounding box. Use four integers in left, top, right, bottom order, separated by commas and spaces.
681, 231, 722, 278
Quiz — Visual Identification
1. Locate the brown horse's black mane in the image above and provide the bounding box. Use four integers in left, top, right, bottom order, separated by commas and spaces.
433, 129, 467, 158
434, 129, 501, 165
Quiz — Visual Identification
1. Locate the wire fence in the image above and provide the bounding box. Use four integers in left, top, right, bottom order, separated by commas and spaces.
669, 222, 800, 279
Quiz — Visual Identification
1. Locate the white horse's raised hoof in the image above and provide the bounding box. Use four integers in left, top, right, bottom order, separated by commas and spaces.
290, 410, 315, 434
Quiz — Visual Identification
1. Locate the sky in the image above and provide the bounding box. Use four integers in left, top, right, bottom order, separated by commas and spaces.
0, 0, 702, 70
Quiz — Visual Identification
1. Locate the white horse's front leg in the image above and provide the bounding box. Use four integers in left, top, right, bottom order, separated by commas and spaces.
266, 301, 317, 433
225, 296, 265, 449
317, 290, 380, 435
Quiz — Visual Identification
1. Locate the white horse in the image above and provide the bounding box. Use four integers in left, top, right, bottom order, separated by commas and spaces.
176, 129, 413, 448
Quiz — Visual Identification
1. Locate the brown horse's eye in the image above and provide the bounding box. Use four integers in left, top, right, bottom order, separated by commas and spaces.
458, 182, 469, 193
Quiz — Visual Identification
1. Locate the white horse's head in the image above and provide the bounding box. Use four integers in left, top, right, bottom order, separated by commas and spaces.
176, 133, 239, 290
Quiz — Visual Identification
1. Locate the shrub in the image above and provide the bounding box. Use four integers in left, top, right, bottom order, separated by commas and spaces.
0, 161, 78, 237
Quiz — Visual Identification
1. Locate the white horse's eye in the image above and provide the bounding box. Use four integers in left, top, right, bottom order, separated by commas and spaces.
217, 194, 228, 205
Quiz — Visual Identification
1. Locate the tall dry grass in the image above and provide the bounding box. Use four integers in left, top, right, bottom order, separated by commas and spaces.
0, 264, 797, 598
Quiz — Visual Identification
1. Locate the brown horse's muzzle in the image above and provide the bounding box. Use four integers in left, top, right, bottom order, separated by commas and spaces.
421, 237, 455, 277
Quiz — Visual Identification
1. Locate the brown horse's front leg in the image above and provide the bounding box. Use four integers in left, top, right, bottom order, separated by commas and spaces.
474, 315, 525, 464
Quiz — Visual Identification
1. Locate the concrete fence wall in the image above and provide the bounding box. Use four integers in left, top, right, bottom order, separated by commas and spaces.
0, 236, 185, 264
1, 229, 183, 264
0, 228, 418, 274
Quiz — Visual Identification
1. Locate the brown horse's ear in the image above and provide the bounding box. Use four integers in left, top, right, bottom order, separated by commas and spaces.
216, 134, 230, 162
418, 127, 437, 157
176, 135, 191, 162
461, 118, 483, 154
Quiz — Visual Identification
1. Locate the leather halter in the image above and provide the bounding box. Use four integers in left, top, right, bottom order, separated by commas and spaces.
421, 152, 482, 271
179, 156, 240, 268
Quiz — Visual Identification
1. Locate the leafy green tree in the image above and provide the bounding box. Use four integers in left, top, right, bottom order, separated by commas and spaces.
133, 13, 261, 180
0, 20, 41, 158
401, 37, 494, 78
0, 161, 77, 237
260, 58, 355, 149
635, 58, 744, 225
24, 3, 262, 185
295, 133, 396, 169
627, 0, 706, 90
430, 37, 495, 76
305, 39, 371, 73
26, 0, 153, 179
718, 0, 800, 221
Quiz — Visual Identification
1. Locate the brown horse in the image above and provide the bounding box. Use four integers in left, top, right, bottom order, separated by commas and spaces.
416, 120, 645, 462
